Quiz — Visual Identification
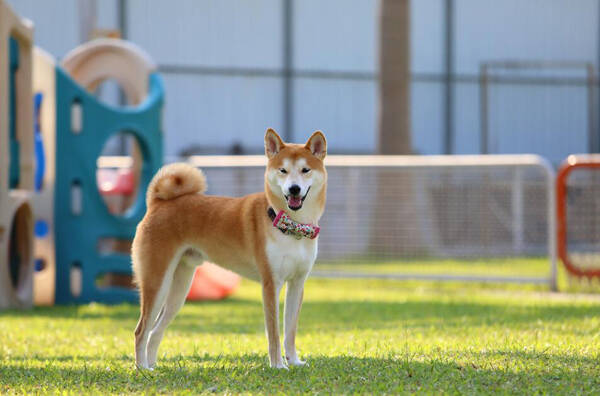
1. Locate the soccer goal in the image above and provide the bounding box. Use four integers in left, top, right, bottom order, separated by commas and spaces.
557, 154, 600, 279
187, 154, 557, 290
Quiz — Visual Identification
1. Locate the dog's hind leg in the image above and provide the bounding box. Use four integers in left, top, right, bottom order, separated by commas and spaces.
146, 259, 197, 368
134, 247, 183, 370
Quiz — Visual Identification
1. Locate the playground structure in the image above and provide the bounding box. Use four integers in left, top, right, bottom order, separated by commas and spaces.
31, 47, 56, 305
35, 39, 163, 304
29, 40, 163, 305
0, 2, 241, 308
0, 0, 34, 308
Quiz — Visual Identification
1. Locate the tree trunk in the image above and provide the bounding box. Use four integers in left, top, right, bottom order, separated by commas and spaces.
378, 0, 411, 155
371, 0, 427, 258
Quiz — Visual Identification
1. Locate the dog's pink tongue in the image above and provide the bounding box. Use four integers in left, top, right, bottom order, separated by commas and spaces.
287, 196, 302, 208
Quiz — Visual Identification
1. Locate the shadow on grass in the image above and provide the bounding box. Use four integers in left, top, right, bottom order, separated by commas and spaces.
0, 297, 258, 319
1, 351, 599, 394
2, 298, 600, 336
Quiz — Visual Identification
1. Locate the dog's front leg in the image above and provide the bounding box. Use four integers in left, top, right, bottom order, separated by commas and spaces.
261, 276, 286, 369
284, 275, 307, 366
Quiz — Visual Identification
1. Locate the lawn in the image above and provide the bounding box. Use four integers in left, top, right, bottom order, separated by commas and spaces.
316, 257, 551, 277
1, 274, 600, 394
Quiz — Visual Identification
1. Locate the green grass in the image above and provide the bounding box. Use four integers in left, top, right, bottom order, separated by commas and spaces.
2, 274, 600, 394
316, 257, 550, 277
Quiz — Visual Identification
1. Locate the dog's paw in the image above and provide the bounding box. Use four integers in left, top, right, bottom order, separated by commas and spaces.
136, 363, 154, 371
270, 361, 289, 370
286, 356, 307, 367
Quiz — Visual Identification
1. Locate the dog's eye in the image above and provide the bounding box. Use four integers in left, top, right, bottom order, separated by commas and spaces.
302, 168, 311, 174
279, 168, 287, 174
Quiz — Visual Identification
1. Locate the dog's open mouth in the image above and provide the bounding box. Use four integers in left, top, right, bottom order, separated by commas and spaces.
285, 187, 310, 211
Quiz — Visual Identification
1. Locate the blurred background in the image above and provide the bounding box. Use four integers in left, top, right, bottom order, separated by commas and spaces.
7, 0, 598, 163
4, 0, 598, 292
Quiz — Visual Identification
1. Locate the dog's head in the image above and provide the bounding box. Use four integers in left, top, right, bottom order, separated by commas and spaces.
264, 128, 327, 216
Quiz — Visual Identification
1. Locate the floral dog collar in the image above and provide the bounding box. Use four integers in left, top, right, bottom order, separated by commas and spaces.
267, 208, 320, 240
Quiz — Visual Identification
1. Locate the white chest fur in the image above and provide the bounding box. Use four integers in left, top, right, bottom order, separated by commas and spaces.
265, 226, 318, 284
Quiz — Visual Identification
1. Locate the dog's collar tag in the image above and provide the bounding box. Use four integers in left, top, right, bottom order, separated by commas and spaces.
267, 208, 320, 239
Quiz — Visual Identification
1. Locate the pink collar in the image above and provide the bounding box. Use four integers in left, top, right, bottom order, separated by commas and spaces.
268, 208, 320, 239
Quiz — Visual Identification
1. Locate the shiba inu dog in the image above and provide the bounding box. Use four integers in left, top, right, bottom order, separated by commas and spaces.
132, 128, 327, 369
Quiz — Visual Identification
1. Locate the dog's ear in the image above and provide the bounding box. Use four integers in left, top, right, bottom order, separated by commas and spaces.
305, 131, 327, 160
265, 128, 285, 159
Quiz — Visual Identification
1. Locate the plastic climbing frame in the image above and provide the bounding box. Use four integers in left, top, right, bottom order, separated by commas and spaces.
0, 0, 35, 309
52, 39, 164, 304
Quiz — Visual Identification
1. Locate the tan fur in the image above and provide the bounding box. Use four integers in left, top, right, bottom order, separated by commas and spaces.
132, 128, 327, 369
146, 163, 206, 206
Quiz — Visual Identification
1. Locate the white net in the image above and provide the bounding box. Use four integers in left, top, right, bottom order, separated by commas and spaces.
564, 167, 600, 272
188, 155, 556, 286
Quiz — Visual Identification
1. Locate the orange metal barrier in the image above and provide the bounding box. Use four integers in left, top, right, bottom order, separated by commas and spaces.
557, 154, 600, 278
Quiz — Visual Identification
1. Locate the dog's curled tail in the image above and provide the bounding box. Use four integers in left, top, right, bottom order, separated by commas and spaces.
146, 163, 207, 206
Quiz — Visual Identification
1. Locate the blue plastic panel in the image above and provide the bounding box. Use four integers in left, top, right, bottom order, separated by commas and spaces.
9, 36, 19, 188
53, 68, 163, 304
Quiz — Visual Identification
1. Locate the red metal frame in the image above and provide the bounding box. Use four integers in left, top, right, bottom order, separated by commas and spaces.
557, 155, 600, 278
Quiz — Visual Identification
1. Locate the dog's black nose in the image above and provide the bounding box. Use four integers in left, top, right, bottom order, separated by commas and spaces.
289, 184, 301, 196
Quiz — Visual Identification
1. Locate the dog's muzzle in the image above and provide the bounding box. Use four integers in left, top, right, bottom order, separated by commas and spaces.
285, 187, 310, 211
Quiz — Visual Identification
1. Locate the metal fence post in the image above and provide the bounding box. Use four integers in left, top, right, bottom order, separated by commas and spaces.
480, 64, 489, 154
282, 0, 293, 143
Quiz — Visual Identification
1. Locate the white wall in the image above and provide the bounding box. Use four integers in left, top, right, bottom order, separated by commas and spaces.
127, 0, 283, 69
161, 74, 284, 155
6, 0, 600, 161
454, 0, 599, 74
452, 0, 598, 161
